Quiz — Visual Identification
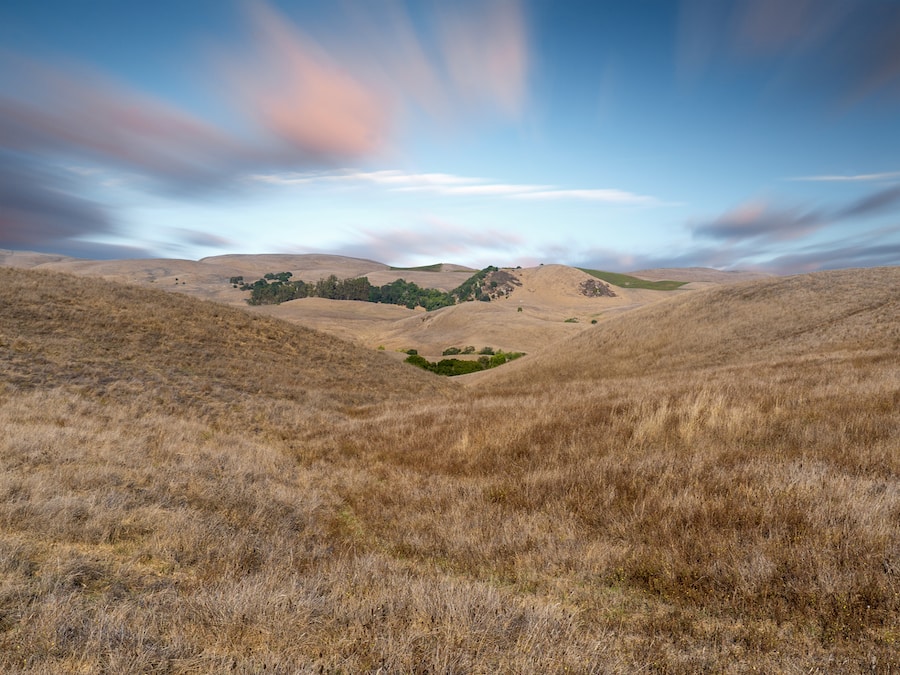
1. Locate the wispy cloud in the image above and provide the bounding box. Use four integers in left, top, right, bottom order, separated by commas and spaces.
249, 169, 484, 188
752, 223, 900, 274
693, 180, 900, 246
788, 171, 900, 182
683, 182, 900, 273
677, 0, 900, 109
515, 188, 660, 204
250, 169, 667, 204
576, 220, 900, 276
835, 184, 900, 219
300, 216, 525, 267
395, 183, 553, 197
693, 202, 825, 243
0, 153, 113, 252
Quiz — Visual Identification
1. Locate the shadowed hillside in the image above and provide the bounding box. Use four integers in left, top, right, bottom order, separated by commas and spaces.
1, 266, 898, 672
0, 268, 450, 436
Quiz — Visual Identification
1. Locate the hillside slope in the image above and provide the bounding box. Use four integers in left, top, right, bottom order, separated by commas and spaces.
0, 268, 450, 428
477, 266, 900, 385
2, 266, 898, 672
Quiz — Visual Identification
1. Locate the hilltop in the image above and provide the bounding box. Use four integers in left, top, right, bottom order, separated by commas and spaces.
1, 261, 898, 672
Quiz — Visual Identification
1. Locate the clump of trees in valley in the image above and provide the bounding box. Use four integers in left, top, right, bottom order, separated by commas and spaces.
405, 348, 525, 376
234, 266, 504, 310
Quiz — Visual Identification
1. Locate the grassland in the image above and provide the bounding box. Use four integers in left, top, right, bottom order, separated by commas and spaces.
1, 266, 898, 673
578, 268, 688, 291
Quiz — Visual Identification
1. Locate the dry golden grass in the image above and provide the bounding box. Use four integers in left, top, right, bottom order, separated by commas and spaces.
1, 266, 898, 673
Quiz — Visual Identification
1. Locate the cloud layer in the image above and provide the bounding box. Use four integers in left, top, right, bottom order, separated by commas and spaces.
0, 1, 529, 256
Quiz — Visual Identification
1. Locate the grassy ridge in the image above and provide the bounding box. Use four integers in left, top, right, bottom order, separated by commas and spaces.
578, 267, 688, 290
1, 266, 898, 672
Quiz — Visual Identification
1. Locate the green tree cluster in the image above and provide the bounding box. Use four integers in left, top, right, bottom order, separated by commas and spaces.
405, 349, 524, 377
237, 265, 501, 310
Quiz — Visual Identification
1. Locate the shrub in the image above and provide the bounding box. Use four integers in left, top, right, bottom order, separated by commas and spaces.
404, 354, 429, 369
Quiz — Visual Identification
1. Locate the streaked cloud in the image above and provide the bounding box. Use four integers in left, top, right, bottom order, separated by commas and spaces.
219, 2, 389, 162
0, 156, 136, 259
250, 169, 666, 204
693, 180, 900, 246
693, 202, 825, 243
835, 184, 900, 219
395, 183, 553, 197
514, 188, 660, 204
576, 220, 900, 276
435, 2, 528, 117
677, 0, 900, 109
0, 58, 245, 191
752, 223, 900, 274
171, 228, 236, 250
249, 170, 484, 188
788, 171, 900, 182
304, 216, 525, 267
0, 1, 531, 257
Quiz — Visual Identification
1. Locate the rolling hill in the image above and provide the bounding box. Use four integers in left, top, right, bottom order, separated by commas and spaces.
0, 262, 897, 672
0, 251, 703, 356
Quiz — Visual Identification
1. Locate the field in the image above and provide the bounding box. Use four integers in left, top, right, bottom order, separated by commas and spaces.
1, 264, 898, 673
576, 269, 688, 291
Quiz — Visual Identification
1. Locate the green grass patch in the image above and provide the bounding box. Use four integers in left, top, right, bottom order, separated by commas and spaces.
577, 269, 687, 291
388, 263, 444, 272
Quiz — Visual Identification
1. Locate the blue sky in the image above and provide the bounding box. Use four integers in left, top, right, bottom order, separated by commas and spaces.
1, 0, 899, 273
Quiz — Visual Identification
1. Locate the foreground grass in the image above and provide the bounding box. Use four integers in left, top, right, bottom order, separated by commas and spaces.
578, 268, 688, 291
1, 267, 898, 672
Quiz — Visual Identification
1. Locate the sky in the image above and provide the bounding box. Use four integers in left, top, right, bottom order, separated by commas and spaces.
1, 0, 900, 273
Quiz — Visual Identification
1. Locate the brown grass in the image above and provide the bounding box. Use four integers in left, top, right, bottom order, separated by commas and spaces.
1, 266, 898, 673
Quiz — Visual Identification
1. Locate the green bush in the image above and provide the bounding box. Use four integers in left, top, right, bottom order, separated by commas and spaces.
404, 354, 429, 369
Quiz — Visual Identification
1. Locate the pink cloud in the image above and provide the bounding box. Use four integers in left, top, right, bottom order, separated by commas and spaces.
222, 2, 390, 160
437, 2, 529, 116
321, 217, 525, 266
692, 200, 825, 243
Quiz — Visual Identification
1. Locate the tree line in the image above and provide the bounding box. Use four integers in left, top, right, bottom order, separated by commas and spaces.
234, 267, 500, 311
